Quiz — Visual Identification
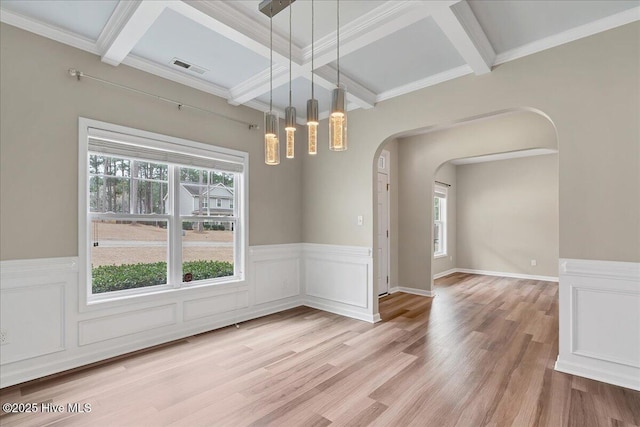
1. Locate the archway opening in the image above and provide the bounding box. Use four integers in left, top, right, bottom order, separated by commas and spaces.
372, 108, 558, 318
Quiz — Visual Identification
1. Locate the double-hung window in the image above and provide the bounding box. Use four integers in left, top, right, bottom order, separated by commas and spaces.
79, 118, 247, 306
434, 184, 447, 257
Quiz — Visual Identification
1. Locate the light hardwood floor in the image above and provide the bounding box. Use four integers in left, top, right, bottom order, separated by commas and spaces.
1, 273, 639, 426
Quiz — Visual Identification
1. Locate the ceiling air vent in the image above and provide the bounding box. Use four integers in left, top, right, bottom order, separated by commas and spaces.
170, 58, 208, 75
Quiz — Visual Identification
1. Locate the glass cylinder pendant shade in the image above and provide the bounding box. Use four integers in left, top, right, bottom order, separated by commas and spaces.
329, 85, 347, 151
264, 111, 280, 165
285, 106, 296, 159
306, 98, 319, 155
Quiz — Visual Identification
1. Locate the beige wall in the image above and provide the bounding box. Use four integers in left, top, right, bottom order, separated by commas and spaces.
2, 22, 638, 286
303, 23, 639, 297
397, 111, 557, 290
456, 154, 559, 277
432, 162, 456, 276
0, 24, 303, 260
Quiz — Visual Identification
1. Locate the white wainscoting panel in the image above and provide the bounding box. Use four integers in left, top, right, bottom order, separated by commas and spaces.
0, 244, 387, 386
0, 246, 304, 387
0, 281, 66, 365
305, 259, 368, 307
302, 244, 377, 323
251, 245, 301, 306
556, 258, 640, 391
78, 304, 177, 346
184, 289, 249, 321
573, 287, 639, 367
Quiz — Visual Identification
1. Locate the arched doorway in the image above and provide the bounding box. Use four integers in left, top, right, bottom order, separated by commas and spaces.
372, 108, 558, 318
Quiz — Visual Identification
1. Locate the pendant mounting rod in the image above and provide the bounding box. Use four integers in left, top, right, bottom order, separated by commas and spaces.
259, 0, 296, 18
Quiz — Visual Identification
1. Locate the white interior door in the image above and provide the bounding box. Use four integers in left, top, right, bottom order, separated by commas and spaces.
377, 152, 390, 295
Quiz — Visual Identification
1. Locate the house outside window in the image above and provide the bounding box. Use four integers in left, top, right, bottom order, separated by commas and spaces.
80, 118, 247, 307
434, 184, 447, 257
216, 198, 222, 207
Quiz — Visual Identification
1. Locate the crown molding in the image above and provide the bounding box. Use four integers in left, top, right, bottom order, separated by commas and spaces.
376, 65, 472, 103
495, 6, 640, 65
121, 54, 230, 99
0, 8, 99, 55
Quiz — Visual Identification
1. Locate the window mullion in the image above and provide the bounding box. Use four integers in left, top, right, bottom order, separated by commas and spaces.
169, 165, 182, 288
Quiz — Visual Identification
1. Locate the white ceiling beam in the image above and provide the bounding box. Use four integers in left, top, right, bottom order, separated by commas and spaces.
309, 1, 434, 67
173, 0, 312, 111
229, 1, 435, 110
229, 66, 303, 107
175, 1, 302, 66
313, 66, 377, 110
430, 1, 495, 75
97, 0, 166, 66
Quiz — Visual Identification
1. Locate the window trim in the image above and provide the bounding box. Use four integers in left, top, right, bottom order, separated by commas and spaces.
433, 184, 448, 258
78, 118, 248, 312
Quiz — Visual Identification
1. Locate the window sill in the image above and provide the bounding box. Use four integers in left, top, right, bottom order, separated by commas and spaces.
434, 254, 448, 259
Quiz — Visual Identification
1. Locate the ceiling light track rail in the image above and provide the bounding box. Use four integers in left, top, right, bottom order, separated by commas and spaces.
67, 69, 259, 129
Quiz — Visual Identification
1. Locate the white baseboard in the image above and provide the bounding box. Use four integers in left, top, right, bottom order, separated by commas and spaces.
389, 286, 435, 297
304, 298, 379, 323
555, 357, 640, 391
455, 268, 559, 282
433, 268, 457, 279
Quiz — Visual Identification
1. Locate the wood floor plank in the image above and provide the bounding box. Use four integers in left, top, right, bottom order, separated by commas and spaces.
1, 273, 638, 426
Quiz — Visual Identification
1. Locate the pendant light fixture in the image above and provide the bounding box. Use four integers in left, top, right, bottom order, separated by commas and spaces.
284, 0, 296, 159
329, 0, 347, 151
306, 0, 318, 155
264, 2, 280, 165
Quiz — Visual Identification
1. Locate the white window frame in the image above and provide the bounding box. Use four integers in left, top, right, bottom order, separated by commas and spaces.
434, 184, 447, 258
78, 118, 248, 311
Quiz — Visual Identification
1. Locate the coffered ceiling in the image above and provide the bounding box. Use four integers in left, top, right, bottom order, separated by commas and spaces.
1, 0, 638, 123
